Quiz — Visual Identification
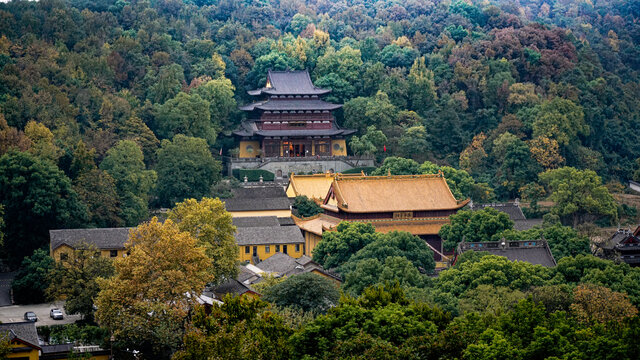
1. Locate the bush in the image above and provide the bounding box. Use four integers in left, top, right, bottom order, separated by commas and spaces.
293, 196, 323, 217
232, 169, 275, 182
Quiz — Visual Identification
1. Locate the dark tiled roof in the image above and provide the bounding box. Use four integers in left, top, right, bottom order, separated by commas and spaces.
235, 225, 304, 245
240, 99, 342, 111
50, 227, 131, 252
514, 219, 543, 231
458, 240, 556, 267
278, 217, 296, 226
212, 279, 255, 298
255, 128, 354, 137
255, 253, 341, 281
254, 252, 300, 273
247, 70, 330, 96
224, 186, 291, 212
232, 216, 281, 228
473, 202, 526, 221
0, 322, 39, 347
233, 120, 355, 138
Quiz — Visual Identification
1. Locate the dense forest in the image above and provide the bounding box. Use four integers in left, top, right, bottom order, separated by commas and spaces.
2, 1, 640, 358
2, 0, 640, 261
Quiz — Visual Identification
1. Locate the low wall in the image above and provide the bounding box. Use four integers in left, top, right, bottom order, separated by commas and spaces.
229, 156, 375, 177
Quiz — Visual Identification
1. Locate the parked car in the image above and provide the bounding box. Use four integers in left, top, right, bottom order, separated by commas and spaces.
23, 311, 37, 322
50, 308, 63, 320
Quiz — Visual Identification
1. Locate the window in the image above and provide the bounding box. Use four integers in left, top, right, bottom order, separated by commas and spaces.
295, 244, 300, 252
265, 245, 270, 253
289, 122, 306, 127
276, 245, 280, 253
110, 250, 118, 258
60, 253, 68, 261
245, 246, 250, 254
315, 140, 330, 156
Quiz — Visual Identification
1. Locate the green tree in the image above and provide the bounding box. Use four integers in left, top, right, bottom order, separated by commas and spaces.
11, 249, 55, 304
0, 151, 87, 264
153, 92, 218, 146
167, 197, 238, 284
371, 157, 422, 175
263, 273, 340, 313
314, 45, 363, 85
539, 167, 618, 226
191, 78, 237, 133
146, 64, 185, 104
288, 14, 313, 36
439, 208, 514, 251
96, 218, 212, 359
349, 126, 387, 156
173, 296, 293, 360
420, 161, 495, 202
47, 245, 115, 321
530, 98, 588, 146
343, 256, 429, 295
155, 135, 221, 206
291, 283, 445, 359
292, 196, 323, 217
399, 125, 430, 159
342, 231, 435, 274
408, 57, 437, 115
436, 254, 551, 297
74, 169, 123, 227
100, 140, 156, 226
312, 222, 380, 269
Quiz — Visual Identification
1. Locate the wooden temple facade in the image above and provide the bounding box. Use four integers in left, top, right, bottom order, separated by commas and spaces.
294, 173, 470, 261
234, 70, 355, 159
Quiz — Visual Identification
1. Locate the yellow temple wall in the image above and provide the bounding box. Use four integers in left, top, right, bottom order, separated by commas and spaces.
331, 139, 347, 156
239, 141, 261, 158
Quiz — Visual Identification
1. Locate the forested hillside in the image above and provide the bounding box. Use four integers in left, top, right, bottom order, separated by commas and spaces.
1, 0, 640, 260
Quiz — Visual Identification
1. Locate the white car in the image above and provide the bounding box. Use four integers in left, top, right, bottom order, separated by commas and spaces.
50, 308, 64, 320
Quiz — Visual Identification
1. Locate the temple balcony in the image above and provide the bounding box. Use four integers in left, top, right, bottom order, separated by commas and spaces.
228, 155, 375, 178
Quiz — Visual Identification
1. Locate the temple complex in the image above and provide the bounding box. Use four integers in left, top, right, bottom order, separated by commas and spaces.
294, 173, 470, 261
231, 70, 372, 176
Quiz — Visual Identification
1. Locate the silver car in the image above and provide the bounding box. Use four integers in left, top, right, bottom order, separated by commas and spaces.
50, 308, 63, 320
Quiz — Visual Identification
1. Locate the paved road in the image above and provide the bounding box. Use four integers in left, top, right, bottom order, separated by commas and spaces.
0, 301, 81, 326
0, 272, 15, 306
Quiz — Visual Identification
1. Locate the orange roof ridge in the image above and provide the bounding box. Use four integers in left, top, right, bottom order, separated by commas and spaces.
333, 173, 445, 181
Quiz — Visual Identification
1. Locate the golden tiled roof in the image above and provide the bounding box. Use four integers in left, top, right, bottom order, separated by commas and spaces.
325, 173, 469, 213
292, 214, 341, 236
286, 172, 363, 203
293, 214, 449, 237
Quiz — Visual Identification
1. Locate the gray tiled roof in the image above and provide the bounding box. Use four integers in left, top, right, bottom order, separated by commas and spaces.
0, 322, 39, 347
212, 279, 254, 298
514, 219, 543, 231
474, 202, 526, 221
255, 253, 341, 281
233, 121, 355, 138
232, 216, 281, 228
240, 99, 342, 111
235, 225, 304, 245
50, 227, 132, 251
224, 186, 291, 212
278, 217, 297, 226
247, 70, 331, 96
458, 240, 556, 267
